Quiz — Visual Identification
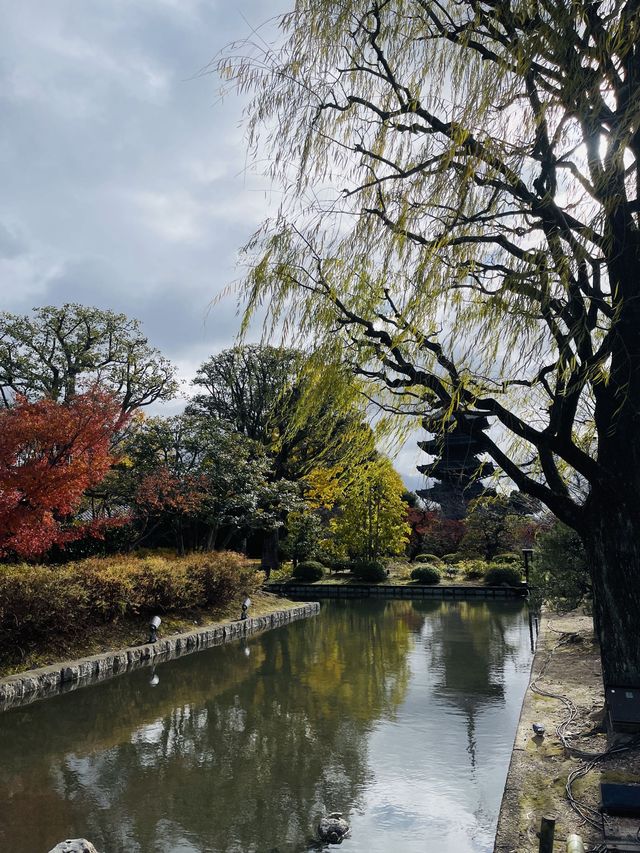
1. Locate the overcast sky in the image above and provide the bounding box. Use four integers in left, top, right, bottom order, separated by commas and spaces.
0, 0, 425, 489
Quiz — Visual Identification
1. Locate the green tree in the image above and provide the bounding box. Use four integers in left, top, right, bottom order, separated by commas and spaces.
190, 345, 375, 572
332, 456, 410, 561
460, 495, 528, 561
532, 520, 590, 611
282, 509, 325, 567
122, 414, 279, 554
0, 304, 177, 410
224, 1, 640, 686
190, 345, 373, 480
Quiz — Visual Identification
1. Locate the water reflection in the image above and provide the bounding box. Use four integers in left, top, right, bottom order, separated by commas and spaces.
0, 600, 531, 853
420, 601, 518, 768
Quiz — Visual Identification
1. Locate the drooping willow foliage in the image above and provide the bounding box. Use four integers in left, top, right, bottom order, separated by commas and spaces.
220, 0, 640, 532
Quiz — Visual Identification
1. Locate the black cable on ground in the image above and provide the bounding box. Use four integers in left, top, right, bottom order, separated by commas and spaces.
529, 623, 640, 840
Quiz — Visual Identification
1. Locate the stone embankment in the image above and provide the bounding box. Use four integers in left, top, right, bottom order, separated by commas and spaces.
0, 601, 319, 712
267, 582, 527, 599
494, 610, 640, 852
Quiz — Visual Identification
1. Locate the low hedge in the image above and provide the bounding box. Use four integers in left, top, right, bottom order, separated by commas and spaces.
484, 565, 523, 586
291, 560, 325, 582
351, 560, 387, 582
0, 551, 256, 651
441, 553, 459, 564
410, 565, 441, 584
494, 552, 521, 566
414, 553, 444, 565
458, 559, 487, 580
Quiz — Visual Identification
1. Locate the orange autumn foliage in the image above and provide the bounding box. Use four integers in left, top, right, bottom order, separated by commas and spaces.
135, 467, 209, 517
0, 390, 127, 558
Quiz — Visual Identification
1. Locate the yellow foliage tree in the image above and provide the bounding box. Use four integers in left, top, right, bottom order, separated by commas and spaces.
331, 457, 410, 561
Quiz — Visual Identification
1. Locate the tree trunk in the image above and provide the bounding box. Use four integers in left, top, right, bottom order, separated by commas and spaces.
206, 523, 218, 552
583, 500, 640, 688
260, 529, 280, 580
175, 522, 185, 557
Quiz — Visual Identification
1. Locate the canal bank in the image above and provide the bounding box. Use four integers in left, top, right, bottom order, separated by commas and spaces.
494, 609, 640, 852
0, 600, 319, 711
266, 581, 528, 599
0, 598, 531, 853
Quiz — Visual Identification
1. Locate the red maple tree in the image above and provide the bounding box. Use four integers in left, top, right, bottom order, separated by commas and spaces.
0, 390, 127, 558
406, 507, 466, 557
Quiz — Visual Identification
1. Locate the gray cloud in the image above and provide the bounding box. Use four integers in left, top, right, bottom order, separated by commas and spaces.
0, 0, 286, 367
0, 221, 28, 259
0, 0, 425, 484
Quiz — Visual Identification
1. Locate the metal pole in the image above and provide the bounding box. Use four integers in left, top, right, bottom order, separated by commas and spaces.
528, 609, 536, 653
539, 815, 556, 853
566, 835, 585, 853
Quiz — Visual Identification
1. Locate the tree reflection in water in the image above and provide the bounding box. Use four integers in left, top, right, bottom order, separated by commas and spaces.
0, 600, 529, 852
417, 600, 526, 769
0, 601, 415, 852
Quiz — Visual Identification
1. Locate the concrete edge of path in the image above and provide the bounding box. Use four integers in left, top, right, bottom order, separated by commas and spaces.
0, 601, 320, 712
494, 610, 547, 853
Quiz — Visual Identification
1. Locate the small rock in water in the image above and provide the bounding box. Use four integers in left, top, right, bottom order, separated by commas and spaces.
48, 840, 100, 853
318, 813, 351, 844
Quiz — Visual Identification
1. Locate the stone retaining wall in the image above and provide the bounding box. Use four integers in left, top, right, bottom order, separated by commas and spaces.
0, 602, 319, 712
267, 582, 528, 600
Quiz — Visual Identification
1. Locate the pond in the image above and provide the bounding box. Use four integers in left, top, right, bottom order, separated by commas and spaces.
0, 599, 533, 853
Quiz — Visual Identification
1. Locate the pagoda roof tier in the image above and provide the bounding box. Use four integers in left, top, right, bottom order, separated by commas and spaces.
417, 464, 485, 479
416, 480, 492, 519
422, 412, 492, 435
419, 481, 497, 500
418, 460, 496, 479
417, 435, 487, 453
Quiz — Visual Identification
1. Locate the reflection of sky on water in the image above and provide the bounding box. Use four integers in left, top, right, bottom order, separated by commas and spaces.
341, 603, 533, 853
0, 600, 532, 853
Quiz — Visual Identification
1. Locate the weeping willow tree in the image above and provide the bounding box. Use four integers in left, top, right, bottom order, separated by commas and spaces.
220, 0, 640, 687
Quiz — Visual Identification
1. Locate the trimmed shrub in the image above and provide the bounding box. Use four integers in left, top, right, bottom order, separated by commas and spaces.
494, 552, 521, 565
484, 565, 522, 586
291, 560, 325, 582
192, 552, 253, 606
322, 557, 351, 573
414, 553, 444, 565
458, 559, 487, 580
351, 560, 387, 582
0, 551, 256, 659
441, 553, 459, 564
410, 565, 441, 584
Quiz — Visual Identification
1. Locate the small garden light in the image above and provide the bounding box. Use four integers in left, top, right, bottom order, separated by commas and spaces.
532, 722, 545, 737
148, 615, 161, 644
241, 596, 251, 620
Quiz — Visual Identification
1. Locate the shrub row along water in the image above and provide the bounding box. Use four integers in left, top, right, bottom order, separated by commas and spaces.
290, 554, 523, 586
292, 559, 389, 583
410, 555, 523, 585
0, 552, 257, 658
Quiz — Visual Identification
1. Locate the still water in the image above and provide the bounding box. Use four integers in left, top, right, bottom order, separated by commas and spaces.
0, 600, 533, 853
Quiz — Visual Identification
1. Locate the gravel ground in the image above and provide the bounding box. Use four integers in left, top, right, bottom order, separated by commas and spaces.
494, 609, 640, 852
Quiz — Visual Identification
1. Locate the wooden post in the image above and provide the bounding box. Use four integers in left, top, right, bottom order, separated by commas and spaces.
539, 815, 556, 853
